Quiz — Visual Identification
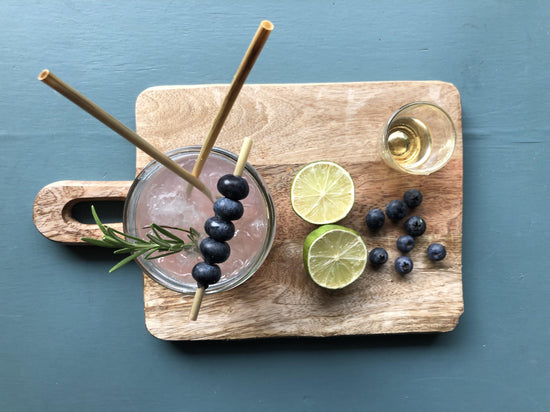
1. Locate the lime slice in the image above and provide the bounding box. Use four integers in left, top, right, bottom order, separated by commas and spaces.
290, 161, 354, 225
303, 225, 367, 289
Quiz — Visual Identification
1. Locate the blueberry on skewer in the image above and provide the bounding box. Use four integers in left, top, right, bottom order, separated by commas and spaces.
217, 174, 249, 200
189, 138, 253, 321
204, 216, 235, 242
214, 197, 244, 221
199, 237, 231, 264
192, 262, 222, 288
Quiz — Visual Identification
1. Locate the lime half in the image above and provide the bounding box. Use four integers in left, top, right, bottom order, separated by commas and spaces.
290, 161, 354, 225
303, 225, 367, 289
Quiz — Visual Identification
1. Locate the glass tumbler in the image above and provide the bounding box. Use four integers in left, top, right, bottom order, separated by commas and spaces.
123, 146, 276, 294
380, 102, 457, 175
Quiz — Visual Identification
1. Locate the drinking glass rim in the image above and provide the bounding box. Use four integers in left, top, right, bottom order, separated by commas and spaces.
123, 145, 276, 295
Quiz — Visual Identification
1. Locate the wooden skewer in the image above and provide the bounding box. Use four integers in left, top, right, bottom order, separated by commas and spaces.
233, 137, 253, 177
188, 286, 206, 321
189, 137, 253, 321
38, 69, 214, 202
190, 20, 273, 180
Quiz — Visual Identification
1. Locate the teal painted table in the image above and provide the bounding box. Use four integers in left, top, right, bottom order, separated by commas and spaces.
2, 1, 548, 411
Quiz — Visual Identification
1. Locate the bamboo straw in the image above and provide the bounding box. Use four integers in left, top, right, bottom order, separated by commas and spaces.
189, 137, 254, 321
190, 20, 273, 179
38, 69, 213, 201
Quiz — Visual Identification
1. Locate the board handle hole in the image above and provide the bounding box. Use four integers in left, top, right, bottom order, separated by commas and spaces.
71, 200, 125, 225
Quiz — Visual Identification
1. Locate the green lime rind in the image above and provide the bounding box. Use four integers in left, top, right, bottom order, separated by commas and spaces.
303, 224, 368, 289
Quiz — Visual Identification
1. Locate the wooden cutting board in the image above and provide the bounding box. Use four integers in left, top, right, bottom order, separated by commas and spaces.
134, 81, 464, 340
32, 81, 463, 339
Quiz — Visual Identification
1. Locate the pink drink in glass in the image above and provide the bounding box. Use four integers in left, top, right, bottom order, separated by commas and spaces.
123, 146, 276, 294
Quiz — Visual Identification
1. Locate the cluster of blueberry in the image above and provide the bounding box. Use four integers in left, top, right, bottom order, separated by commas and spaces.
365, 189, 447, 275
191, 174, 250, 289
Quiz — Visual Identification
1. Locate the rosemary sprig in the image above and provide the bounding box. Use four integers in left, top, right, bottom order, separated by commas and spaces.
82, 205, 200, 273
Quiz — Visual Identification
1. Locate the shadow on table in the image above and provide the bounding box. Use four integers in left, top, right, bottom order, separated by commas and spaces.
169, 332, 440, 355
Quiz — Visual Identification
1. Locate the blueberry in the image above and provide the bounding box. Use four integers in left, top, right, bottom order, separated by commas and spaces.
217, 174, 249, 200
394, 256, 413, 275
403, 189, 423, 209
396, 235, 415, 253
204, 216, 235, 242
199, 237, 231, 264
404, 216, 426, 237
213, 197, 244, 221
369, 247, 388, 266
427, 243, 447, 261
385, 199, 408, 222
366, 208, 385, 230
192, 262, 222, 288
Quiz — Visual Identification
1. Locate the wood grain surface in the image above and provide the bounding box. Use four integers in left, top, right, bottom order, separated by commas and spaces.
135, 81, 463, 340
33, 180, 131, 244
